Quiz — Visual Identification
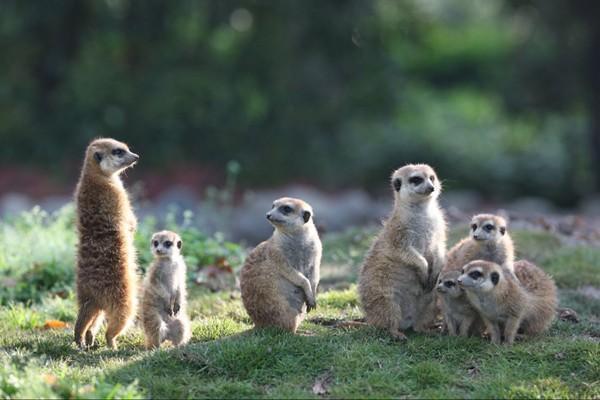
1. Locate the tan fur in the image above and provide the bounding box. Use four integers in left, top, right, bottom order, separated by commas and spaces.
436, 270, 484, 337
74, 138, 140, 349
445, 214, 514, 274
240, 197, 322, 333
358, 164, 447, 339
141, 231, 191, 349
458, 260, 557, 345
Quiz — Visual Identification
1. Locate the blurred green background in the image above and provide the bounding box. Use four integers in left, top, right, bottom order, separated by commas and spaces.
1, 0, 599, 206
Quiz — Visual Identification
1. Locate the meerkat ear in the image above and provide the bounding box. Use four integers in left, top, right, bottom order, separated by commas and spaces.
491, 272, 500, 285
393, 178, 402, 192
303, 210, 311, 223
177, 240, 182, 249
499, 227, 506, 235
94, 152, 103, 163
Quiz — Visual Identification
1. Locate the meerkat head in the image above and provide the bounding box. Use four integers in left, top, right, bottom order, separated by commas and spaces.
391, 164, 441, 204
266, 197, 314, 233
457, 260, 502, 293
151, 230, 182, 260
436, 270, 464, 298
469, 214, 507, 243
85, 138, 139, 176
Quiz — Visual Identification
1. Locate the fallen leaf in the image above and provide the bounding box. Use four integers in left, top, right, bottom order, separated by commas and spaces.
42, 373, 58, 385
312, 371, 333, 396
557, 308, 580, 323
43, 320, 69, 329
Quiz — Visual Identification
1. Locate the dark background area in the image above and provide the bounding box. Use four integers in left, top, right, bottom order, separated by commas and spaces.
1, 0, 599, 207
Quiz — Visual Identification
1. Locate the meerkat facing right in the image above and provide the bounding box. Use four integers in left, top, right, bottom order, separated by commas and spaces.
240, 197, 321, 333
141, 230, 191, 349
458, 260, 557, 345
358, 164, 447, 340
444, 214, 514, 273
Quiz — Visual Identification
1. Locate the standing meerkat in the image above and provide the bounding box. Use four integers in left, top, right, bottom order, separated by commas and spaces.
445, 214, 514, 273
436, 270, 483, 337
358, 164, 447, 340
141, 231, 191, 349
74, 138, 139, 349
240, 197, 321, 333
458, 260, 557, 345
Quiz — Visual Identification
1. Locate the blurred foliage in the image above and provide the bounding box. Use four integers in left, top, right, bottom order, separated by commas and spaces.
0, 205, 245, 304
0, 0, 598, 205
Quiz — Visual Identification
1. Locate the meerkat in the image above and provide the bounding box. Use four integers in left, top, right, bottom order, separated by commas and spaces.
73, 138, 139, 349
436, 270, 483, 337
141, 231, 191, 349
358, 164, 447, 340
240, 197, 322, 333
444, 214, 514, 274
458, 260, 557, 345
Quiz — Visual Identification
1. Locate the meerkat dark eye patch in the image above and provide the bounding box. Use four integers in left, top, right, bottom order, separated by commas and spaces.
112, 148, 125, 156
491, 272, 500, 285
177, 240, 182, 249
279, 205, 293, 214
484, 224, 494, 232
164, 241, 173, 248
94, 152, 103, 163
469, 270, 482, 279
153, 240, 159, 247
303, 210, 311, 223
408, 176, 424, 185
444, 281, 455, 288
393, 178, 402, 192
499, 227, 506, 235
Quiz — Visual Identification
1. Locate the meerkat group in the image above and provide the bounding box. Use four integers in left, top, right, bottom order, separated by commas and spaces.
73, 138, 558, 348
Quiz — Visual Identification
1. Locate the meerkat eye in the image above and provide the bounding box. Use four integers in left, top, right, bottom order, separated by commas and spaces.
429, 175, 435, 182
484, 224, 494, 232
153, 240, 159, 247
279, 205, 293, 214
469, 271, 482, 279
445, 281, 455, 288
409, 176, 424, 185
471, 224, 477, 231
164, 241, 173, 248
112, 148, 125, 157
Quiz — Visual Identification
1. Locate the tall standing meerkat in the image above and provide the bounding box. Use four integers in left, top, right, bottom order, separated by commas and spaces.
74, 138, 139, 349
240, 197, 322, 333
141, 231, 191, 349
436, 270, 483, 337
358, 164, 447, 340
458, 260, 557, 345
445, 214, 514, 273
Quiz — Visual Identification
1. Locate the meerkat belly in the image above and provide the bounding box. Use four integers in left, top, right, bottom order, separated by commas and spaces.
277, 277, 305, 313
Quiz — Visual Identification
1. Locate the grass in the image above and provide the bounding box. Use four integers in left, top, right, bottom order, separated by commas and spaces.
0, 208, 598, 398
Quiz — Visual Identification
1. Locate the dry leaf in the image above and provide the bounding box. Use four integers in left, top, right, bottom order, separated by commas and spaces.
43, 320, 69, 329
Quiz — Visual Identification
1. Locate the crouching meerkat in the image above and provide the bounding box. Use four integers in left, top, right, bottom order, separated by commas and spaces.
142, 231, 191, 349
240, 197, 322, 333
74, 138, 139, 349
358, 164, 447, 340
445, 214, 514, 274
436, 270, 483, 337
458, 260, 557, 345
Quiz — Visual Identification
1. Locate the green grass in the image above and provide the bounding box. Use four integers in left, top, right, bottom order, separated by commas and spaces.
0, 208, 598, 398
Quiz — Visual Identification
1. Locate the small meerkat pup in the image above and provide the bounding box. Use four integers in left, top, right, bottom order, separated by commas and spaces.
142, 231, 191, 349
358, 164, 447, 340
458, 260, 557, 345
436, 270, 483, 337
445, 214, 514, 274
74, 138, 139, 350
240, 197, 321, 333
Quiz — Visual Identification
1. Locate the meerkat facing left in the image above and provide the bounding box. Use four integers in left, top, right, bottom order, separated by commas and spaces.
458, 260, 557, 345
359, 164, 447, 340
436, 270, 483, 337
240, 197, 321, 333
444, 214, 514, 274
141, 230, 191, 349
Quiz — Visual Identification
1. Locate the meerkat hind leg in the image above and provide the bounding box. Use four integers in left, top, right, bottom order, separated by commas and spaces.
105, 311, 131, 350
74, 301, 101, 349
85, 311, 105, 347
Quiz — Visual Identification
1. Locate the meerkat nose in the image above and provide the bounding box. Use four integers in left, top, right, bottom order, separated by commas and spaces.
457, 278, 463, 284
131, 152, 139, 160
266, 213, 272, 220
